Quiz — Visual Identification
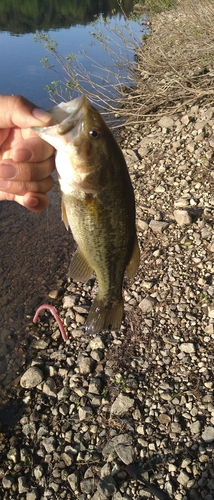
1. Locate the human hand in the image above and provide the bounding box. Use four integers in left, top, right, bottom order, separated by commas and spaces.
0, 95, 55, 212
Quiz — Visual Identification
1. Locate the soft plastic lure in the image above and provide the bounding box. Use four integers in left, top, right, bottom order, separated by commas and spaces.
33, 304, 67, 341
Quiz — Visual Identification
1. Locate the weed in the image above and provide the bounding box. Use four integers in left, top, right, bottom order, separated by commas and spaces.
199, 293, 211, 304
101, 388, 109, 397
112, 375, 127, 392
181, 241, 192, 247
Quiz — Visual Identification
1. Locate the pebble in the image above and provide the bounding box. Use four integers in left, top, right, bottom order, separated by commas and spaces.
158, 413, 171, 424
48, 289, 59, 300
190, 421, 201, 434
179, 342, 195, 353
42, 437, 56, 453
177, 471, 190, 486
201, 426, 214, 443
158, 115, 174, 129
114, 442, 134, 465
89, 336, 105, 350
20, 366, 44, 388
78, 406, 93, 421
62, 295, 77, 308
149, 220, 169, 233
174, 198, 190, 208
110, 394, 134, 416
139, 296, 156, 313
34, 464, 43, 479
67, 472, 79, 491
26, 492, 39, 500
77, 353, 95, 374
102, 434, 133, 458
42, 378, 57, 397
174, 209, 192, 226
2, 476, 14, 489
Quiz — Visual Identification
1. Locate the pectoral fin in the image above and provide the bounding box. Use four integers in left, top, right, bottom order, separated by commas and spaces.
125, 233, 140, 279
69, 248, 93, 282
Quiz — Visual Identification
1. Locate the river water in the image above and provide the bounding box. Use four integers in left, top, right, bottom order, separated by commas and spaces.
0, 0, 144, 394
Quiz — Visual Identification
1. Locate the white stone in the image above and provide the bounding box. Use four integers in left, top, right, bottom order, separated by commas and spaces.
136, 425, 145, 435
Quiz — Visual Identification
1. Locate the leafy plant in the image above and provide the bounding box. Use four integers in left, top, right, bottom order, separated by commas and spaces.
34, 10, 145, 127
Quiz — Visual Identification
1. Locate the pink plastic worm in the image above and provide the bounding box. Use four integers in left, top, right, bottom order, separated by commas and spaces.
33, 304, 67, 341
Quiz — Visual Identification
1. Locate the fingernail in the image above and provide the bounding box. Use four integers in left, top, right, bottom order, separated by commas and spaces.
32, 107, 52, 124
26, 197, 39, 208
13, 149, 32, 162
0, 164, 17, 179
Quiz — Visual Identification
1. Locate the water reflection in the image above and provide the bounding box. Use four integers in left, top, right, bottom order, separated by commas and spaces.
0, 0, 134, 33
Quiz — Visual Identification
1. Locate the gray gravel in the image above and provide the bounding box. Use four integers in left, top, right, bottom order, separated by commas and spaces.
0, 100, 214, 500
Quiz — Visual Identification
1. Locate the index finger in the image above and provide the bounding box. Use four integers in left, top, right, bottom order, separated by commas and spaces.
0, 95, 52, 129
12, 136, 55, 163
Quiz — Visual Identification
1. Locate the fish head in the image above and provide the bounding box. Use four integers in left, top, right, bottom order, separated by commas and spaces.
33, 95, 116, 193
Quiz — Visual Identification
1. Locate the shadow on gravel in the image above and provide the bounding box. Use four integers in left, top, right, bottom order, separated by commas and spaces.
187, 207, 204, 223
0, 398, 26, 431
0, 187, 75, 392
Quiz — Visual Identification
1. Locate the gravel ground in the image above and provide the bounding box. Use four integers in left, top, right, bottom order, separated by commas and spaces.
1, 7, 214, 500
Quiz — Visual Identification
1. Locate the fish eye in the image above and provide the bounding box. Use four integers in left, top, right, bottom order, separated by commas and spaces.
89, 128, 101, 139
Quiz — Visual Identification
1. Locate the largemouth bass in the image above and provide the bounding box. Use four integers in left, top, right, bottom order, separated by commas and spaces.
34, 95, 140, 334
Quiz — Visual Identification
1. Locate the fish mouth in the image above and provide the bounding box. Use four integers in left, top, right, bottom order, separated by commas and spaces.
51, 95, 88, 136
32, 94, 90, 148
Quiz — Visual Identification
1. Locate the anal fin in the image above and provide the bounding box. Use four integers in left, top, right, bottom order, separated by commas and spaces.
126, 233, 140, 279
69, 248, 93, 282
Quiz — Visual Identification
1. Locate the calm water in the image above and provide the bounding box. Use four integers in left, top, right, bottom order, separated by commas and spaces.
0, 0, 141, 108
0, 0, 143, 392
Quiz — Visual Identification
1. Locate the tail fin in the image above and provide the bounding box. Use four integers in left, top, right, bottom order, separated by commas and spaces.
85, 296, 124, 334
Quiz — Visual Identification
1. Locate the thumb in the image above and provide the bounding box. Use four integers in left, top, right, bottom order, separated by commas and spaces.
0, 95, 52, 129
